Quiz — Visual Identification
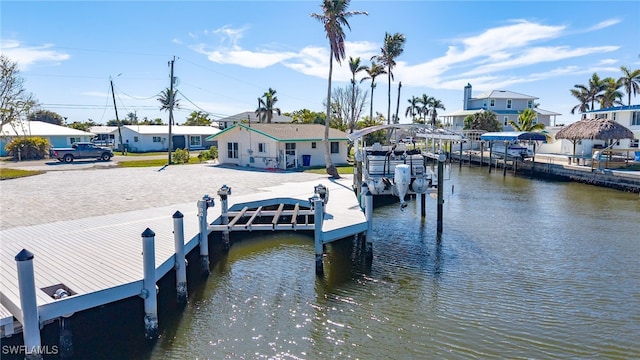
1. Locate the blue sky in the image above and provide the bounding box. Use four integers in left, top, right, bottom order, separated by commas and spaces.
2, 1, 639, 126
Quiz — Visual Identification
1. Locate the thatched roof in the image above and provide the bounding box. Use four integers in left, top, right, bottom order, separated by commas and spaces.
555, 118, 635, 141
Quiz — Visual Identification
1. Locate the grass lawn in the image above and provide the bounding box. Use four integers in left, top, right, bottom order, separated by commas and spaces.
117, 157, 204, 168
0, 168, 46, 180
304, 165, 354, 175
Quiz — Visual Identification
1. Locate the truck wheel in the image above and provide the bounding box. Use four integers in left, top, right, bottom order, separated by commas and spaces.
63, 154, 74, 163
101, 153, 112, 161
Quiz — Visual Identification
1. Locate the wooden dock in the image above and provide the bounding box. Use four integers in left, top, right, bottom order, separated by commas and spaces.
0, 177, 367, 344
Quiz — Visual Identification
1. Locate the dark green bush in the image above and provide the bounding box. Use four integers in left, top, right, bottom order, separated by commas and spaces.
197, 146, 218, 162
172, 148, 190, 164
4, 137, 50, 160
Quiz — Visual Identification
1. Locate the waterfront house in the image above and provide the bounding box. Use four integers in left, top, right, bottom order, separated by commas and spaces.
206, 123, 349, 170
442, 83, 562, 130
217, 111, 294, 130
0, 121, 94, 157
579, 105, 640, 149
90, 125, 221, 152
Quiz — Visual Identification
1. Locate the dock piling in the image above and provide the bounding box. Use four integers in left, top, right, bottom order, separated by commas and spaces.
172, 211, 187, 304
15, 249, 42, 360
217, 185, 231, 250
364, 190, 374, 261
313, 195, 324, 276
197, 194, 215, 275
437, 154, 445, 234
141, 228, 158, 340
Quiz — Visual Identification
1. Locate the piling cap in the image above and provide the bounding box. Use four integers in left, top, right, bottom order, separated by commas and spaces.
141, 228, 156, 238
15, 248, 34, 261
173, 211, 184, 218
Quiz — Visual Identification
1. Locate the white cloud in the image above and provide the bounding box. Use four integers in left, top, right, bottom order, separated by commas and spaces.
0, 39, 70, 70
586, 18, 621, 32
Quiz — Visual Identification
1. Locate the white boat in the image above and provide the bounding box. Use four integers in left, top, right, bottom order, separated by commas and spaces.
480, 132, 546, 159
489, 142, 534, 159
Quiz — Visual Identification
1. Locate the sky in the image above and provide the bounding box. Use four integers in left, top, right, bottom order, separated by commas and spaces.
2, 1, 639, 126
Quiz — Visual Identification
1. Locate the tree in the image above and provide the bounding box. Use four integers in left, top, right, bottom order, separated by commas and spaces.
427, 98, 446, 127
356, 112, 385, 144
417, 94, 433, 125
331, 85, 367, 133
27, 109, 65, 125
311, 0, 367, 178
372, 32, 406, 125
618, 66, 640, 106
68, 120, 98, 132
361, 61, 386, 124
405, 96, 421, 123
463, 111, 501, 132
598, 77, 624, 109
508, 108, 545, 132
570, 85, 590, 115
256, 88, 281, 123
126, 112, 138, 124
184, 111, 212, 126
348, 56, 367, 133
1, 55, 36, 129
286, 109, 326, 124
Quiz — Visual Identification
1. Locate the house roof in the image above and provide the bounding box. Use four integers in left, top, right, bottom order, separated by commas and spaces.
584, 104, 640, 114
443, 108, 561, 117
109, 125, 221, 136
473, 90, 537, 100
1, 121, 94, 137
89, 126, 118, 134
217, 111, 294, 124
206, 123, 348, 142
535, 108, 562, 116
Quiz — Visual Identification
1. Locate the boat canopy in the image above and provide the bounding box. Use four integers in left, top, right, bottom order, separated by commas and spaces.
480, 131, 547, 142
347, 124, 463, 141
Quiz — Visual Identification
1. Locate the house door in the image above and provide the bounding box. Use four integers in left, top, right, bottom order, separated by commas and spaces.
285, 143, 296, 169
172, 135, 185, 150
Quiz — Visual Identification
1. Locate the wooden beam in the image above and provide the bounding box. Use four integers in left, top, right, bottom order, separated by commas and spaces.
271, 203, 285, 228
291, 203, 300, 228
245, 206, 262, 230
227, 206, 248, 228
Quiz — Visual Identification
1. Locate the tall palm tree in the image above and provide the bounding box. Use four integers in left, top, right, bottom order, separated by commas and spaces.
405, 96, 421, 123
373, 32, 406, 125
348, 56, 367, 133
508, 108, 545, 132
311, 0, 367, 178
598, 77, 624, 109
618, 66, 640, 106
361, 61, 386, 123
570, 85, 590, 115
587, 73, 607, 110
428, 98, 446, 127
418, 94, 433, 125
256, 88, 281, 123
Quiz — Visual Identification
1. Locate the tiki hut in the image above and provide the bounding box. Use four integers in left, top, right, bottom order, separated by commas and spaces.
555, 118, 635, 160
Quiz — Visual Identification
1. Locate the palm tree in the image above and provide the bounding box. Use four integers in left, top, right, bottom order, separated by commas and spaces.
428, 98, 446, 127
508, 108, 545, 132
618, 66, 640, 106
570, 85, 590, 115
373, 32, 406, 125
405, 96, 421, 123
256, 88, 281, 123
598, 77, 624, 109
348, 56, 367, 133
587, 73, 607, 110
311, 0, 367, 178
417, 94, 433, 125
361, 61, 386, 123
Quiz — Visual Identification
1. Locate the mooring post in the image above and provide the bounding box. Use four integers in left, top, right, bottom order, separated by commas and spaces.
172, 211, 187, 304
364, 190, 374, 262
141, 228, 158, 340
437, 154, 445, 233
503, 141, 508, 177
489, 142, 493, 173
197, 194, 214, 275
459, 141, 463, 168
420, 193, 426, 218
313, 196, 324, 276
480, 141, 484, 167
218, 185, 231, 250
15, 249, 42, 360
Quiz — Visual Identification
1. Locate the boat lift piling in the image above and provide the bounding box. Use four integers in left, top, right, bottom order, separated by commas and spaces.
172, 211, 188, 305
197, 195, 215, 276
15, 249, 42, 360
217, 185, 231, 249
140, 228, 158, 340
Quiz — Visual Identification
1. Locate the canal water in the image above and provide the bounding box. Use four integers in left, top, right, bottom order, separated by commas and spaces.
138, 166, 639, 359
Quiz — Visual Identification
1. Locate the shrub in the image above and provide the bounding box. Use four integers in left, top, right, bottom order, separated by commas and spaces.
4, 137, 50, 160
172, 148, 190, 164
197, 146, 218, 162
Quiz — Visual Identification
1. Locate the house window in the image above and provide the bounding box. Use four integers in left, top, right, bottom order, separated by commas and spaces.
285, 143, 296, 155
190, 136, 201, 147
630, 139, 639, 148
632, 112, 640, 126
134, 136, 139, 142
612, 112, 617, 121
490, 99, 495, 107
258, 143, 267, 153
69, 137, 80, 144
311, 142, 316, 149
503, 116, 509, 126
227, 142, 239, 159
527, 100, 533, 109
330, 142, 339, 154
482, 99, 487, 108
506, 99, 512, 109
153, 136, 162, 143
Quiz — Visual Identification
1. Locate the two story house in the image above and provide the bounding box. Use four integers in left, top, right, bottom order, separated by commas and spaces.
580, 105, 640, 149
442, 83, 561, 130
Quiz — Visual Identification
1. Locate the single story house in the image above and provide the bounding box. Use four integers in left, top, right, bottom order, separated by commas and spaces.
90, 125, 221, 152
0, 121, 94, 156
442, 83, 562, 130
217, 111, 294, 130
206, 123, 349, 170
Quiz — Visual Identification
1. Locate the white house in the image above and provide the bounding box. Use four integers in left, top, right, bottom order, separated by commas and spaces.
581, 105, 640, 149
0, 121, 94, 156
442, 83, 562, 130
206, 123, 349, 170
90, 125, 221, 152
217, 111, 294, 130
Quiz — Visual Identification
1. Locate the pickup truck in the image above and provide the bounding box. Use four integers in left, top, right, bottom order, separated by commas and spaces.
49, 142, 114, 163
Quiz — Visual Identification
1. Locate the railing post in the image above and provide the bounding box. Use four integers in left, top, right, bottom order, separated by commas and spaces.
15, 249, 42, 360
172, 211, 187, 304
141, 228, 158, 340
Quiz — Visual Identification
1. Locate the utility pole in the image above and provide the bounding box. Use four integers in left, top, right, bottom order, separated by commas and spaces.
168, 57, 175, 165
110, 79, 124, 155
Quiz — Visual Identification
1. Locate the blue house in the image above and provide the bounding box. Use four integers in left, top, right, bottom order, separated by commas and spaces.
443, 83, 562, 130
0, 121, 94, 156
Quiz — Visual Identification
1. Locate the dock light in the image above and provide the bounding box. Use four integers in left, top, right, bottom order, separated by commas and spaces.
314, 184, 329, 204
217, 185, 232, 199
